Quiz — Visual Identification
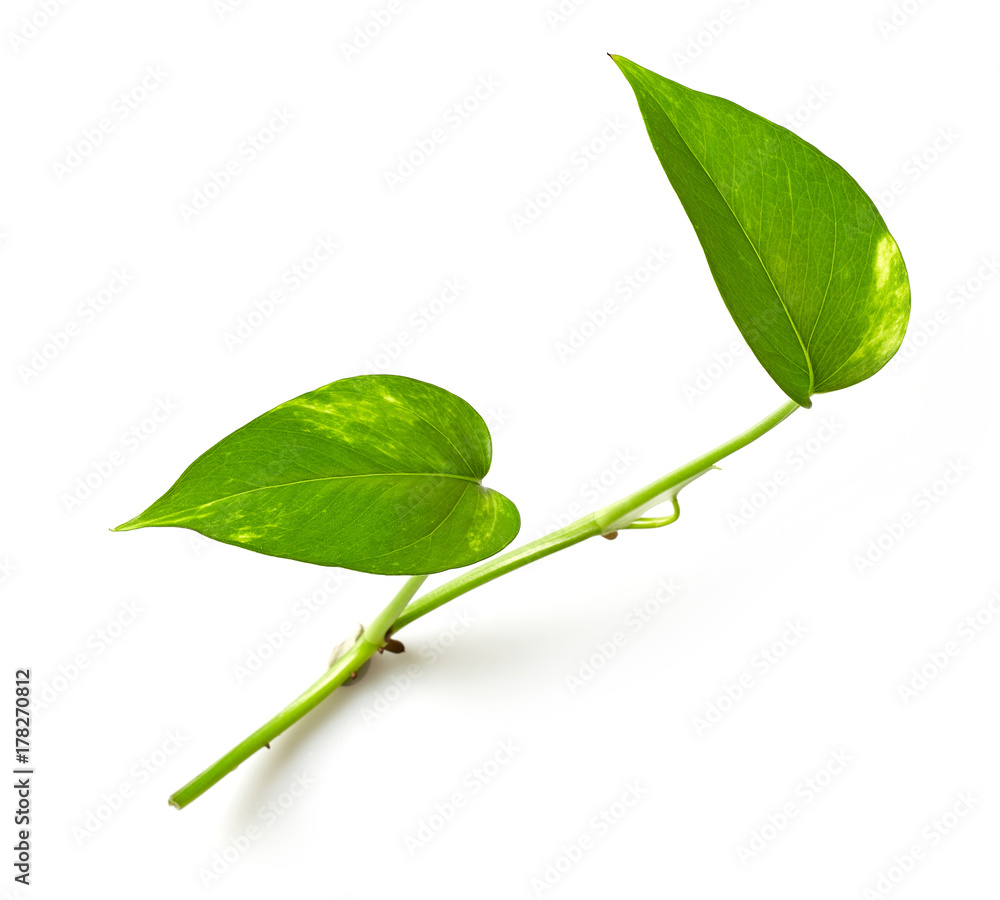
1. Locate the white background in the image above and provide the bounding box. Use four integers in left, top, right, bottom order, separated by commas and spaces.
2, 0, 998, 897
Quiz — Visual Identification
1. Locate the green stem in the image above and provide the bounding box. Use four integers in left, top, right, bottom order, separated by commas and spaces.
364, 574, 428, 643
168, 574, 427, 810
592, 399, 800, 532
393, 398, 799, 631
170, 399, 800, 808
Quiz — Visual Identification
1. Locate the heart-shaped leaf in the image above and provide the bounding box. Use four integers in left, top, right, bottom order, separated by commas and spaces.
114, 375, 520, 575
612, 55, 910, 407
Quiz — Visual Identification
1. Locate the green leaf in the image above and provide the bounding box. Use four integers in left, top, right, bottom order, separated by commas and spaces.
611, 55, 910, 407
114, 375, 520, 575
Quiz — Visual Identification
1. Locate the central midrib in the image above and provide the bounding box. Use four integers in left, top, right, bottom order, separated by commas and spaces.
643, 81, 815, 396
126, 471, 484, 528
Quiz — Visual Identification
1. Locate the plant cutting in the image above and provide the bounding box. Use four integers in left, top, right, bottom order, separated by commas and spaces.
114, 55, 910, 809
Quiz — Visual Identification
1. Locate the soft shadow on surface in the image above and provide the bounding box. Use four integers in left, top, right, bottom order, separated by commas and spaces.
222, 593, 620, 824
226, 664, 374, 826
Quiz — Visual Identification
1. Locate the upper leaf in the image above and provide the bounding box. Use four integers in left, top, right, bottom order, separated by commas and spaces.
612, 55, 910, 407
114, 375, 520, 575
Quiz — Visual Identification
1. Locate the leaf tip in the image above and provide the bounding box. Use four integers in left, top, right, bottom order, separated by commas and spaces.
111, 518, 141, 533
607, 53, 627, 69
608, 53, 632, 73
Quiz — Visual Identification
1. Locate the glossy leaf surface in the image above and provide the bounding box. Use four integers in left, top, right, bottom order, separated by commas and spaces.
612, 55, 910, 407
115, 375, 520, 575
